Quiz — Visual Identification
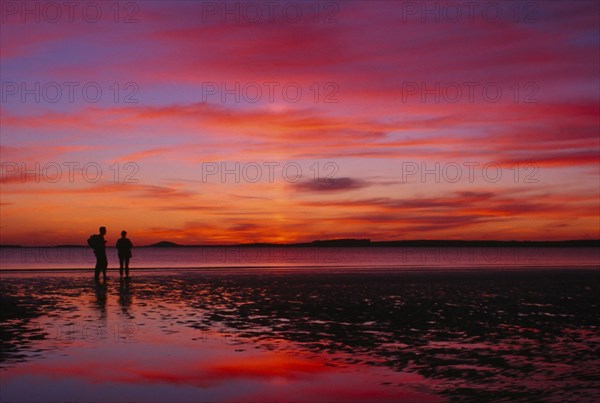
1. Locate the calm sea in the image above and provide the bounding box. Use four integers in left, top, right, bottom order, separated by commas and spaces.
1, 246, 598, 270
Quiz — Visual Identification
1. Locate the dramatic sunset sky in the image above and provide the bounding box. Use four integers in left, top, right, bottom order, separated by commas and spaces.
1, 1, 599, 245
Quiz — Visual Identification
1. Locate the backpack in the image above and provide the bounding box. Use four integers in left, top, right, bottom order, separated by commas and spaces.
87, 234, 100, 249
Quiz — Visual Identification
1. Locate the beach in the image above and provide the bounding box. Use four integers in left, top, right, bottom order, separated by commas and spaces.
1, 267, 599, 402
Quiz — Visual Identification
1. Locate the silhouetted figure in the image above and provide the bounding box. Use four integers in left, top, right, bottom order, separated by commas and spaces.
88, 226, 108, 281
116, 230, 133, 278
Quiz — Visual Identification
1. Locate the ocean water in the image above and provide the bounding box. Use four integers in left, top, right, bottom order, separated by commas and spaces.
1, 246, 599, 270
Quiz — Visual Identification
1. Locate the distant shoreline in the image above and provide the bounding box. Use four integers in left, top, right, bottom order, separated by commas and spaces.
1, 239, 598, 248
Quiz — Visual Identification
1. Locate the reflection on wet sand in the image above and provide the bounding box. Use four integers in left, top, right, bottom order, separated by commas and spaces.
1, 269, 599, 401
0, 292, 48, 365
118, 278, 134, 319
94, 279, 108, 320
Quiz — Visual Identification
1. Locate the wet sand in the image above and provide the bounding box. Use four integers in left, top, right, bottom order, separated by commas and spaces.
1, 268, 600, 401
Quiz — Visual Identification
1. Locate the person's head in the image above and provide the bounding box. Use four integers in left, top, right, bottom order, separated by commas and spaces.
99, 226, 106, 235
121, 230, 127, 238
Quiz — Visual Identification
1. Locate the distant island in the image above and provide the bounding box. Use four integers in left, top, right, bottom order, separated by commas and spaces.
147, 241, 186, 248
1, 239, 598, 248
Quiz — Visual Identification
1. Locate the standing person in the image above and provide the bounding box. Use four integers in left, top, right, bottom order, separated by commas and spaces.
88, 226, 108, 281
116, 230, 133, 278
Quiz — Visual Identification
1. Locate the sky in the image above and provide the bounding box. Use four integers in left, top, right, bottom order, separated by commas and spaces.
1, 0, 599, 245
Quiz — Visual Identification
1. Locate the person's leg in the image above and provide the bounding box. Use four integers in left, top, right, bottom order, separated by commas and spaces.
101, 254, 108, 280
119, 256, 124, 277
94, 253, 101, 280
125, 257, 130, 277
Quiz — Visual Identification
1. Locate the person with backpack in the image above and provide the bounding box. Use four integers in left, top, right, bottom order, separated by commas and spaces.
88, 226, 108, 281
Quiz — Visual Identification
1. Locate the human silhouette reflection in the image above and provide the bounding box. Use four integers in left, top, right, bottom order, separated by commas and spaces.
118, 277, 134, 319
93, 279, 108, 320
116, 230, 133, 278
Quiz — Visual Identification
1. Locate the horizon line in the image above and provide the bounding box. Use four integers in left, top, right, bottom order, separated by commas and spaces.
1, 239, 599, 248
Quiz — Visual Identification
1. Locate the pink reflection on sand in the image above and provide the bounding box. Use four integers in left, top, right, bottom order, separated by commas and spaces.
2, 281, 437, 402
3, 328, 436, 402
